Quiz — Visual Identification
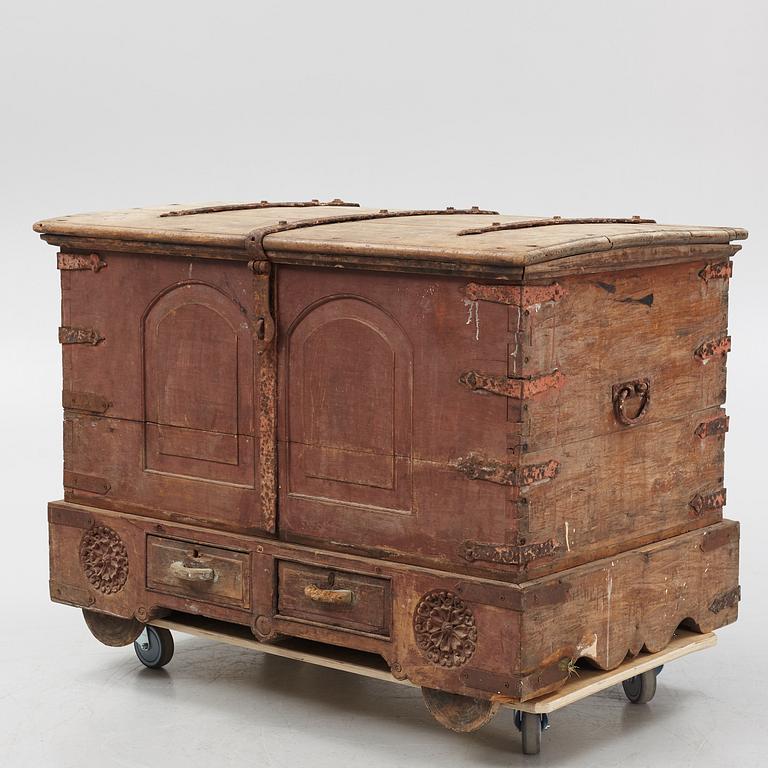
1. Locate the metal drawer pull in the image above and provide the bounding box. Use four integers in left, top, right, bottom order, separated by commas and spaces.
304, 584, 354, 605
169, 561, 216, 582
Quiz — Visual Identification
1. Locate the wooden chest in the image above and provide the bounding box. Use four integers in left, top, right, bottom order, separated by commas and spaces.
35, 201, 744, 708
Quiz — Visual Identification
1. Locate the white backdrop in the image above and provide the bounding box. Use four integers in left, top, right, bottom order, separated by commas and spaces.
1, 2, 766, 766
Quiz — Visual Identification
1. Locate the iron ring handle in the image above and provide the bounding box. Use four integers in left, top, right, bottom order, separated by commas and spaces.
613, 378, 651, 426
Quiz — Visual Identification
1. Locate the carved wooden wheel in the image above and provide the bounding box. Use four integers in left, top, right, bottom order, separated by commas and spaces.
82, 609, 144, 647
421, 687, 500, 732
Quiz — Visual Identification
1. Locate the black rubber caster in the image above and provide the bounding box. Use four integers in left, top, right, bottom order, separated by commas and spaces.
622, 668, 658, 704
514, 711, 549, 755
134, 625, 174, 669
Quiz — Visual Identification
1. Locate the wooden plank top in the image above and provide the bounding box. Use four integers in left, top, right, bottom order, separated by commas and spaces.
34, 200, 747, 271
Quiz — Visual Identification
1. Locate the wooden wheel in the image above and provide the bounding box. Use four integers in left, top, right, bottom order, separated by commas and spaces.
421, 687, 500, 732
82, 608, 144, 647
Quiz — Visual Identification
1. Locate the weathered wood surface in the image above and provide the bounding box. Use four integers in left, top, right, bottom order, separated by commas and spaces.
34, 203, 746, 271
48, 500, 739, 702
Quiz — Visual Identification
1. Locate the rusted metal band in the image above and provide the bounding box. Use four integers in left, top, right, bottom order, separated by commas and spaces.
694, 336, 731, 362
62, 390, 111, 415
160, 198, 360, 218
463, 282, 566, 307
699, 261, 732, 282
457, 215, 655, 237
460, 539, 560, 565
708, 585, 740, 614
689, 488, 726, 517
459, 369, 565, 399
64, 470, 111, 495
694, 413, 729, 439
57, 252, 106, 272
245, 207, 499, 259
59, 326, 104, 345
249, 260, 275, 351
454, 453, 559, 487
249, 260, 277, 533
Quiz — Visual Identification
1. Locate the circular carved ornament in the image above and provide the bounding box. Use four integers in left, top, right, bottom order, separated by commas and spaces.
79, 525, 129, 595
413, 590, 478, 668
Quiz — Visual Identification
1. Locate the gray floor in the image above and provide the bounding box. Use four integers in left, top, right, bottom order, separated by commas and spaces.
1, 596, 764, 768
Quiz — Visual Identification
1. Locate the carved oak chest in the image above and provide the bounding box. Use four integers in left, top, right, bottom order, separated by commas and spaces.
35, 200, 744, 717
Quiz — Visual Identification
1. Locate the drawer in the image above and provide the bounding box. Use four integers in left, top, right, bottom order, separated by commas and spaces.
146, 536, 251, 609
277, 561, 391, 637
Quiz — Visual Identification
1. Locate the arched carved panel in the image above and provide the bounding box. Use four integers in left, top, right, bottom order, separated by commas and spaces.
143, 283, 256, 486
286, 297, 413, 513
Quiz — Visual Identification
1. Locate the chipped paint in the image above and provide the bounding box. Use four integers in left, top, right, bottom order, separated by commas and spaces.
463, 298, 480, 340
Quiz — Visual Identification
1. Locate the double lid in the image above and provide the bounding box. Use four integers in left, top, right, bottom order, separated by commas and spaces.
34, 198, 747, 276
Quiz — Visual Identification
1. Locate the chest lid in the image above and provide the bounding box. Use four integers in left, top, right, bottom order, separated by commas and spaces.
34, 199, 747, 277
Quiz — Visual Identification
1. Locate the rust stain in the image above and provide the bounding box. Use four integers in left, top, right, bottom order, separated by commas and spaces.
459, 369, 565, 399
694, 335, 731, 362
695, 414, 729, 439
708, 585, 740, 614
519, 459, 560, 486
689, 488, 727, 517
453, 453, 559, 487
58, 326, 104, 345
699, 261, 733, 282
461, 538, 560, 565
57, 252, 106, 272
522, 370, 566, 398
464, 282, 566, 307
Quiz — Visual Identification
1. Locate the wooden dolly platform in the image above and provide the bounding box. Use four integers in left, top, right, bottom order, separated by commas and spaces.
141, 615, 716, 756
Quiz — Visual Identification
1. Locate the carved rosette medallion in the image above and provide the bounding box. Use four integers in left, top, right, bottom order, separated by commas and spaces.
413, 590, 478, 668
79, 525, 129, 594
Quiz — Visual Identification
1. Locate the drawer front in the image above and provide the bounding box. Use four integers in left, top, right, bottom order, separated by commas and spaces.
146, 536, 251, 609
277, 561, 391, 637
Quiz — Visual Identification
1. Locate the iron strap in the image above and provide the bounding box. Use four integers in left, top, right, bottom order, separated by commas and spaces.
245, 207, 499, 259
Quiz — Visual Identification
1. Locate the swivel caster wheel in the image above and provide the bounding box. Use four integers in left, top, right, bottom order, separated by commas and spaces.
513, 711, 549, 755
134, 625, 174, 669
622, 668, 659, 704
